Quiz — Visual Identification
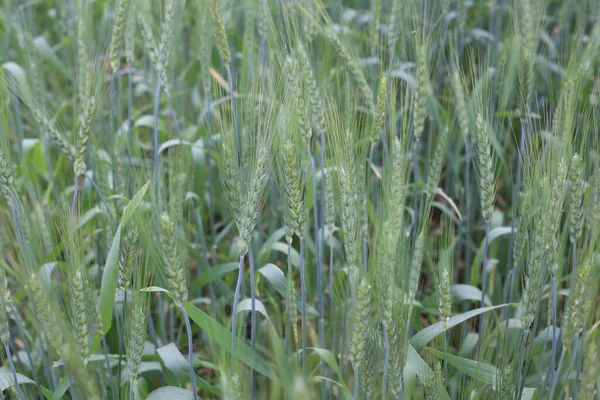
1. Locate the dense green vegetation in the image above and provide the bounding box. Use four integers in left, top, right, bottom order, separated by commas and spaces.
0, 0, 599, 398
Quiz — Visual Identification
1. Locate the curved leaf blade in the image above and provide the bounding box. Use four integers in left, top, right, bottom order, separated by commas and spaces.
184, 301, 276, 380
147, 386, 195, 400
410, 303, 518, 351
426, 347, 499, 386
99, 180, 150, 333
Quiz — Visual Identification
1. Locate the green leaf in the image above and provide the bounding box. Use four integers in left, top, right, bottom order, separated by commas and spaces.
156, 343, 215, 394
140, 286, 171, 293
146, 387, 196, 400
451, 284, 493, 306
158, 139, 193, 155
426, 347, 499, 386
308, 348, 343, 379
156, 343, 189, 385
262, 242, 300, 267
521, 387, 537, 399
404, 345, 451, 399
22, 138, 47, 178
470, 227, 512, 286
0, 366, 35, 391
236, 298, 271, 322
258, 264, 318, 316
189, 262, 238, 292
99, 180, 150, 333
54, 354, 119, 368
2, 62, 33, 104
184, 301, 276, 380
135, 115, 167, 132
32, 36, 70, 79
410, 304, 518, 351
52, 377, 70, 400
432, 187, 463, 220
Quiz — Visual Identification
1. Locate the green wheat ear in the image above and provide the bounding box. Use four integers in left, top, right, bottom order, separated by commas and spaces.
474, 113, 495, 221
568, 153, 585, 245
562, 257, 595, 350
160, 212, 188, 308
0, 147, 16, 203
580, 336, 599, 398
0, 270, 10, 344
371, 75, 388, 144
208, 0, 231, 68
109, 0, 133, 73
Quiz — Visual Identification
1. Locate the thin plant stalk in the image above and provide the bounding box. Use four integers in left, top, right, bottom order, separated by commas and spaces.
550, 343, 567, 399
152, 76, 167, 344
152, 77, 162, 208
285, 240, 292, 351
412, 138, 421, 241
382, 324, 390, 399
42, 135, 60, 205
231, 253, 245, 373
444, 332, 448, 383
477, 219, 490, 358
71, 175, 84, 218
166, 91, 182, 138
329, 232, 334, 349
194, 209, 216, 307
117, 290, 129, 392
306, 141, 324, 365
116, 302, 123, 392
515, 330, 529, 398
169, 306, 175, 343
126, 67, 134, 198
180, 307, 198, 399
556, 339, 579, 400
8, 302, 43, 399
299, 235, 307, 377
201, 98, 218, 266
353, 358, 359, 400
4, 340, 25, 400
318, 131, 327, 400
102, 334, 117, 399
249, 247, 257, 398
549, 274, 558, 389
508, 119, 529, 306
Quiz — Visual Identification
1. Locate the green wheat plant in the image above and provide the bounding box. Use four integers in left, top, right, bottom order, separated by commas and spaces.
0, 0, 598, 399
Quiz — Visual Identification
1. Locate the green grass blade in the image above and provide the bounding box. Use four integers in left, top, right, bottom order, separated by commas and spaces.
184, 301, 277, 380
99, 180, 150, 333
410, 303, 518, 351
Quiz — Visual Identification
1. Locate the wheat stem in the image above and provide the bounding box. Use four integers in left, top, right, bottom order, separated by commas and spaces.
8, 301, 43, 399
153, 76, 162, 209
515, 329, 529, 398
548, 274, 558, 390
507, 119, 529, 306
231, 253, 244, 373
249, 247, 257, 397
306, 140, 324, 364
382, 324, 390, 399
126, 68, 134, 197
102, 334, 117, 399
353, 358, 360, 400
300, 235, 307, 377
4, 342, 24, 400
550, 340, 569, 399
285, 240, 292, 351
180, 308, 198, 399
477, 219, 490, 358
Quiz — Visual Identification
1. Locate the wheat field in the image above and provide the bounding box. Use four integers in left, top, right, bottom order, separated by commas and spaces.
0, 0, 599, 399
